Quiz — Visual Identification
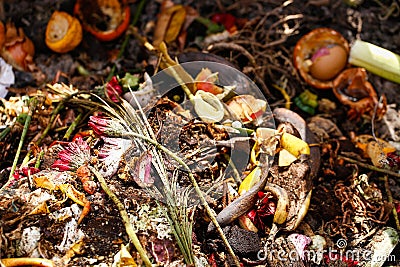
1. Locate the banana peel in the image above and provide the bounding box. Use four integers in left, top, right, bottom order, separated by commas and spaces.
256, 127, 310, 158
265, 182, 290, 225
290, 189, 312, 231
278, 148, 298, 167
280, 132, 310, 157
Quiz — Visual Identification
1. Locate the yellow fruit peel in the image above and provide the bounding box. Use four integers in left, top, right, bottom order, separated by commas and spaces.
280, 132, 310, 157
238, 166, 261, 195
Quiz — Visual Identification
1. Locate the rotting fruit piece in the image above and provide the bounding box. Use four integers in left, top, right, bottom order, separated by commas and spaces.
332, 68, 387, 120
0, 21, 35, 71
74, 0, 131, 42
227, 95, 267, 123
45, 11, 83, 53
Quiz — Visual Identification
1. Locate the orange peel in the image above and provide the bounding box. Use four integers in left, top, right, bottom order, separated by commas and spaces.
45, 11, 83, 53
74, 0, 131, 42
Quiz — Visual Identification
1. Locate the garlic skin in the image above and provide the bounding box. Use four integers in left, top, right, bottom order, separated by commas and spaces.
0, 57, 15, 98
0, 21, 35, 71
193, 90, 224, 123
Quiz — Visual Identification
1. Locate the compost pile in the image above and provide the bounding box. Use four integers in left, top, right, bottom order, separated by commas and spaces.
1, 0, 400, 266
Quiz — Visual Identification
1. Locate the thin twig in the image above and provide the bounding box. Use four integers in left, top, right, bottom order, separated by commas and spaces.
383, 174, 400, 230
207, 42, 257, 67
0, 97, 38, 193
89, 166, 153, 267
338, 155, 400, 178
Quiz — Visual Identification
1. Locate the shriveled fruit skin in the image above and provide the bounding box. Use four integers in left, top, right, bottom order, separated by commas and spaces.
45, 11, 82, 53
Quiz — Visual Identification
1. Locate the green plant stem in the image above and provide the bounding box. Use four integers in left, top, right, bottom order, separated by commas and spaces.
0, 98, 38, 193
338, 155, 400, 178
38, 101, 64, 145
63, 112, 83, 140
121, 132, 241, 267
164, 204, 194, 264
158, 43, 195, 103
35, 151, 44, 169
89, 166, 153, 267
106, 0, 147, 81
0, 126, 10, 141
21, 100, 65, 167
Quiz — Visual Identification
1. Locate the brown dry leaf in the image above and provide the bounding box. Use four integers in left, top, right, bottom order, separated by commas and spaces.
353, 134, 396, 158
177, 5, 199, 50
33, 175, 57, 191
153, 0, 186, 46
28, 201, 49, 215
164, 6, 186, 43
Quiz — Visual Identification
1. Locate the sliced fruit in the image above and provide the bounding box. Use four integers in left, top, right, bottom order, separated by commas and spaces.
279, 149, 298, 167
238, 166, 261, 195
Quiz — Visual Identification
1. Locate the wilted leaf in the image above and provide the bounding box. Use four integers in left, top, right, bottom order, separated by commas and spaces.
128, 151, 154, 188
33, 175, 56, 191
58, 184, 87, 207
353, 134, 396, 167
164, 5, 186, 43
153, 2, 186, 46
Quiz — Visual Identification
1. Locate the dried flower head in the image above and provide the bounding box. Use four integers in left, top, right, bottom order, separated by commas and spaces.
88, 115, 127, 136
106, 76, 123, 102
52, 137, 91, 171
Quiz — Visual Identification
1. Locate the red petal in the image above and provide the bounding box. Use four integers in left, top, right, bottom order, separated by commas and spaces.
52, 159, 71, 171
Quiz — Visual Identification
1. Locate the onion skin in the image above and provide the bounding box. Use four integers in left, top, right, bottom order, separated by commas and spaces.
0, 21, 35, 71
332, 68, 387, 120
